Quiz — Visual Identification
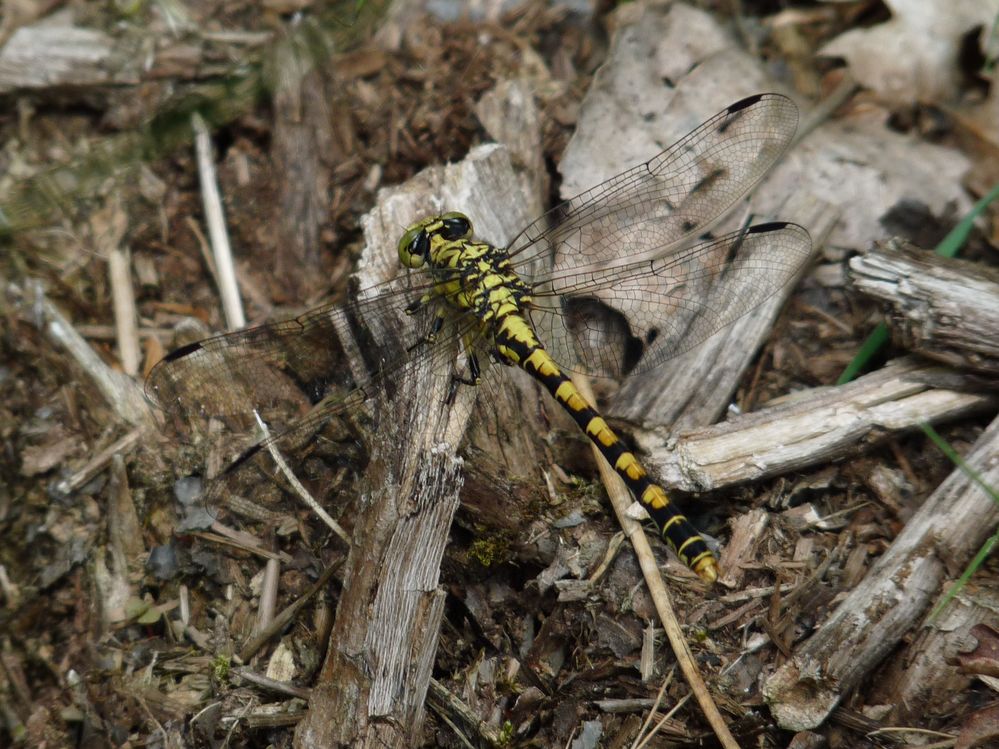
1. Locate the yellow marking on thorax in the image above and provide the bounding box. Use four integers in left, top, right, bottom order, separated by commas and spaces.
427, 238, 532, 326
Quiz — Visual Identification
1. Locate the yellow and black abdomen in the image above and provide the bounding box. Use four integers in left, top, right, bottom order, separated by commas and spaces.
495, 316, 718, 583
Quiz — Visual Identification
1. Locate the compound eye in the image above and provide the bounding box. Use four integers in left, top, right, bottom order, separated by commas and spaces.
410, 231, 430, 259
399, 227, 430, 268
440, 213, 472, 241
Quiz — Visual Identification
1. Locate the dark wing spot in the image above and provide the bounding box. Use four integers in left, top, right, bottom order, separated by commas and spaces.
748, 221, 790, 233
727, 93, 764, 113
162, 340, 203, 362
689, 168, 726, 195
717, 94, 762, 132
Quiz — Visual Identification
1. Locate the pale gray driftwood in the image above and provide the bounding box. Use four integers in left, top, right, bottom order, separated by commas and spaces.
0, 13, 273, 95
642, 357, 996, 492
554, 0, 840, 431
762, 412, 999, 730
849, 239, 999, 375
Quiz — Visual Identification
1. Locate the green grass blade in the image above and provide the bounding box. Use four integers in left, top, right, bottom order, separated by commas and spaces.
835, 322, 888, 385
920, 422, 999, 507
935, 179, 999, 258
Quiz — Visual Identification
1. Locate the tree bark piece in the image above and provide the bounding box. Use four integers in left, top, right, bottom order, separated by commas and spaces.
762, 412, 999, 731
849, 239, 999, 375
9, 279, 152, 429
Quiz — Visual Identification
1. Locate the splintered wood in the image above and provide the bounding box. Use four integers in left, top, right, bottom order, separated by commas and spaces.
849, 239, 999, 375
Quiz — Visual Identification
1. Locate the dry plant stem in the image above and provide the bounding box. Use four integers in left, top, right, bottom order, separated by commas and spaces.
635, 693, 691, 749
253, 411, 351, 545
239, 562, 340, 662
108, 454, 144, 562
256, 557, 280, 634
193, 527, 292, 563
109, 242, 141, 376
849, 239, 999, 375
640, 624, 656, 682
596, 698, 663, 713
763, 412, 999, 730
53, 427, 145, 495
14, 279, 152, 428
192, 111, 245, 330
233, 666, 311, 700
178, 584, 190, 625
647, 357, 995, 493
98, 455, 145, 636
571, 373, 739, 749
75, 323, 173, 340
631, 670, 673, 749
426, 678, 503, 746
0, 566, 18, 608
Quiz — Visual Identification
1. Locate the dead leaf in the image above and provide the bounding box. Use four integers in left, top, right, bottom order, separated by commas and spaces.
957, 624, 999, 679
821, 0, 999, 104
955, 701, 999, 749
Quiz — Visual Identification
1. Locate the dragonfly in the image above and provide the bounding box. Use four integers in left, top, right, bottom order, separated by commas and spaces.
147, 92, 812, 583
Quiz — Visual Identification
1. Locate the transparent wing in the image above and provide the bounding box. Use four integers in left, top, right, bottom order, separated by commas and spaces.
148, 277, 422, 428
146, 272, 481, 515
530, 222, 812, 378
507, 93, 799, 278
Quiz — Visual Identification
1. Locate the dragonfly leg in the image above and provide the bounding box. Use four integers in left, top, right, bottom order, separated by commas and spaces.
406, 312, 446, 353
404, 293, 433, 315
444, 353, 481, 405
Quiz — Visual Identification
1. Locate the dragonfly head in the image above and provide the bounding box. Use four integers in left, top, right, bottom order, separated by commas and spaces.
398, 212, 473, 268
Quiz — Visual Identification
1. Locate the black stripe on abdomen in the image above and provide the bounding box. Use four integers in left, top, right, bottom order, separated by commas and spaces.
512, 339, 717, 582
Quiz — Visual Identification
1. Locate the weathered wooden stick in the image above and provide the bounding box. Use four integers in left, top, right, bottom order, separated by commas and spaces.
642, 357, 995, 492
849, 239, 999, 375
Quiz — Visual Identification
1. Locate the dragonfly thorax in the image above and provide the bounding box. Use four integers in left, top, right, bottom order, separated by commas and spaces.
398, 213, 534, 329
